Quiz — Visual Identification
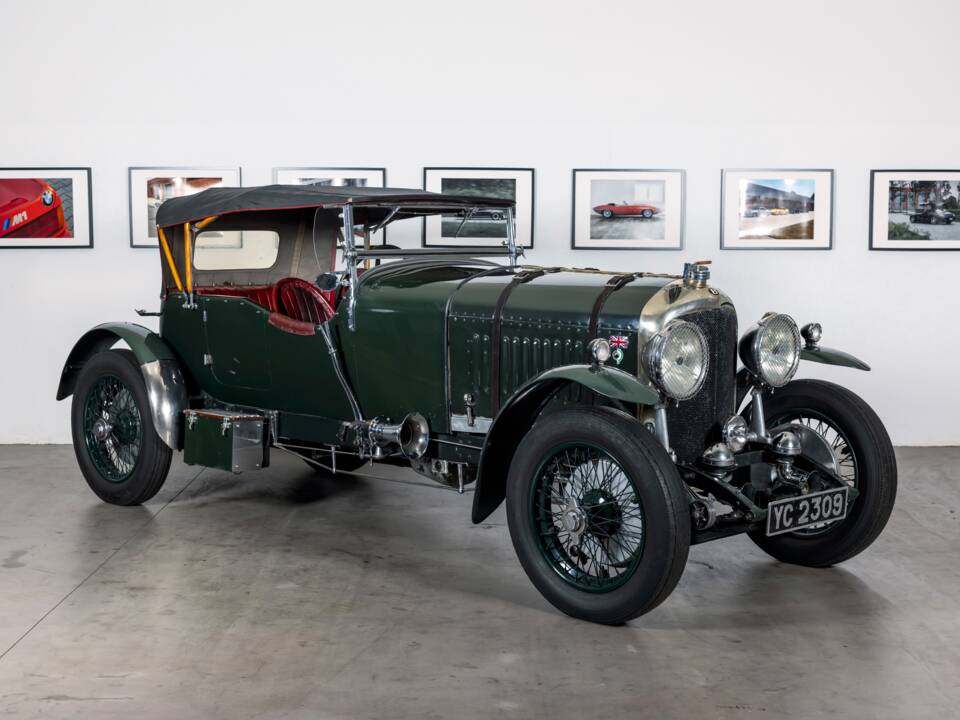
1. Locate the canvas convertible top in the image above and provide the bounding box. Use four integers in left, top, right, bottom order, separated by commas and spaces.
155, 185, 515, 228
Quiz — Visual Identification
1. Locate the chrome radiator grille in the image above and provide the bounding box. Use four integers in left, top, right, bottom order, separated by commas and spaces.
665, 305, 738, 464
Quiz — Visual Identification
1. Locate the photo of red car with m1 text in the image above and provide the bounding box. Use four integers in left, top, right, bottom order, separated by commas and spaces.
0, 178, 72, 239
592, 200, 660, 219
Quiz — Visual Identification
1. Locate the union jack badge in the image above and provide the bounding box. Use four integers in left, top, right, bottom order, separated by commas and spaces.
609, 335, 629, 350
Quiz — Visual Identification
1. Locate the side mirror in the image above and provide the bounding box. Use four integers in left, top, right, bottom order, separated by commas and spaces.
316, 272, 341, 292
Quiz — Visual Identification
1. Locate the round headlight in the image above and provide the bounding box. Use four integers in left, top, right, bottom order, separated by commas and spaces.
643, 320, 709, 401
739, 313, 801, 388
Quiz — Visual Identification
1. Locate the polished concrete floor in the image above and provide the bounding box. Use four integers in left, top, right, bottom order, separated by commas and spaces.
0, 445, 958, 719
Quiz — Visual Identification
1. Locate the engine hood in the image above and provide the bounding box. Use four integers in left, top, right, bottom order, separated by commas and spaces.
346, 260, 677, 432
447, 268, 670, 332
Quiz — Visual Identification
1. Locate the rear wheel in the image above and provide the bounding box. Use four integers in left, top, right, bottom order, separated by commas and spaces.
71, 349, 172, 505
506, 406, 689, 624
747, 380, 897, 566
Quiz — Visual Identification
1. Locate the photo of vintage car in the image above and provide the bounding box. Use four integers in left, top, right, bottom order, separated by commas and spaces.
909, 205, 955, 225
56, 184, 897, 625
0, 178, 71, 238
593, 200, 660, 219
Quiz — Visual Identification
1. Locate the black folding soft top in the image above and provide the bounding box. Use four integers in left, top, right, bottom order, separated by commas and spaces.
156, 184, 515, 228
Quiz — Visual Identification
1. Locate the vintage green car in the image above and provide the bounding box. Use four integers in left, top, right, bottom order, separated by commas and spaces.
57, 185, 897, 624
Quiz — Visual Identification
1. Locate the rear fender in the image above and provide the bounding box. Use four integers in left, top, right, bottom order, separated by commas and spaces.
57, 323, 188, 450
471, 364, 659, 523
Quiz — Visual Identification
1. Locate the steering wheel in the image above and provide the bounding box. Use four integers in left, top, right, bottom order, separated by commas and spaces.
275, 277, 335, 324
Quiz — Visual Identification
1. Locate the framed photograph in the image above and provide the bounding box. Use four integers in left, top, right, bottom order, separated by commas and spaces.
274, 167, 387, 243
0, 168, 92, 249
422, 167, 534, 248
572, 169, 684, 250
721, 169, 834, 250
870, 170, 960, 251
128, 167, 241, 248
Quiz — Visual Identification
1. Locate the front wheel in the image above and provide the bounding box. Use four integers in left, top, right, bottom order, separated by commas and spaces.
601, 209, 614, 219
747, 379, 897, 567
506, 407, 690, 624
642, 209, 653, 218
71, 349, 172, 505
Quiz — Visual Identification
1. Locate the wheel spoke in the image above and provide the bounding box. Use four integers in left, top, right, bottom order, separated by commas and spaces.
529, 441, 646, 592
82, 375, 142, 483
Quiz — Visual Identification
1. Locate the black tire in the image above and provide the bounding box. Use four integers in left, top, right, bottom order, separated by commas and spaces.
909, 215, 917, 222
747, 379, 897, 567
642, 209, 653, 218
506, 406, 690, 624
931, 216, 939, 225
601, 209, 614, 219
71, 349, 172, 506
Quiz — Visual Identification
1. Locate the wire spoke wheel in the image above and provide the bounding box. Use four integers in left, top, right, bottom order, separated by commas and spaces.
82, 374, 143, 483
770, 409, 859, 538
530, 443, 645, 593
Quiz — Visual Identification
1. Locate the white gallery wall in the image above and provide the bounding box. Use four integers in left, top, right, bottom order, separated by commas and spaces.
0, 0, 957, 445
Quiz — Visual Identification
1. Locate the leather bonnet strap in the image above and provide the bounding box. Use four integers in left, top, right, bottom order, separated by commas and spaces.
588, 273, 639, 339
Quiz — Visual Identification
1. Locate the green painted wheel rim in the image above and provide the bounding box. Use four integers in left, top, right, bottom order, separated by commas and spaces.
529, 442, 645, 593
82, 374, 143, 483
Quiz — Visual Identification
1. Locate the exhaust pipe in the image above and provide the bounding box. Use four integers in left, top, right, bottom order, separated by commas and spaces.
369, 413, 430, 459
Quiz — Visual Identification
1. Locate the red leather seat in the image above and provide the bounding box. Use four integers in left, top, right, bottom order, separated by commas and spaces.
276, 277, 335, 324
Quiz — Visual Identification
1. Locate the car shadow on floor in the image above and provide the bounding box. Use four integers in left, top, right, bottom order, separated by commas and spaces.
73, 458, 896, 625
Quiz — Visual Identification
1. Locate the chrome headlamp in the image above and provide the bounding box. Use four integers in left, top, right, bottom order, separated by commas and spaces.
643, 320, 709, 401
739, 312, 801, 388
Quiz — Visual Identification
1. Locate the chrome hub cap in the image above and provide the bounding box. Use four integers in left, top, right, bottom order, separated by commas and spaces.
92, 418, 113, 441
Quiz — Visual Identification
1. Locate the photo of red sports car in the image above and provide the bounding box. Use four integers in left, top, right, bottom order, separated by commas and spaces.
593, 200, 660, 219
0, 178, 72, 239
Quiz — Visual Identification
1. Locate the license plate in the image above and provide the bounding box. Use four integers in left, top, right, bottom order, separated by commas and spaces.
766, 487, 849, 536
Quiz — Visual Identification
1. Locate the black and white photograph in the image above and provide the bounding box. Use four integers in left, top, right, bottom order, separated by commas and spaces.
721, 169, 833, 250
870, 171, 960, 250
273, 167, 385, 189
423, 167, 534, 247
0, 168, 92, 249
572, 170, 684, 249
274, 167, 387, 242
128, 167, 241, 248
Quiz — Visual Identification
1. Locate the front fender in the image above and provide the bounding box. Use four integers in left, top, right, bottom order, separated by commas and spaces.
801, 346, 870, 371
471, 364, 658, 523
57, 323, 188, 450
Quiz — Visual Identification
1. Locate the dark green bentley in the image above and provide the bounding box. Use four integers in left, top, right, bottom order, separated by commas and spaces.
57, 185, 896, 624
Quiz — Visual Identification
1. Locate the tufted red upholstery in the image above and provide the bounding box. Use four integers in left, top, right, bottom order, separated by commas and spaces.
195, 284, 279, 312
276, 277, 335, 324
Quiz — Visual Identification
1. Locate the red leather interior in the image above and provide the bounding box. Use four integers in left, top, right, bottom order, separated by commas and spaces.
276, 277, 335, 324
195, 284, 279, 312
268, 313, 316, 336
195, 278, 334, 333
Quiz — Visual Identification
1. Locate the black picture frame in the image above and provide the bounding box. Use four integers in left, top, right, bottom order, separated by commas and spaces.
273, 167, 388, 244
869, 169, 960, 251
421, 167, 535, 249
720, 168, 834, 251
128, 166, 243, 248
570, 168, 686, 251
0, 167, 93, 249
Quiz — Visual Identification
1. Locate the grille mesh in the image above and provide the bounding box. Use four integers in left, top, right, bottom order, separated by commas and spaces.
665, 305, 738, 463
